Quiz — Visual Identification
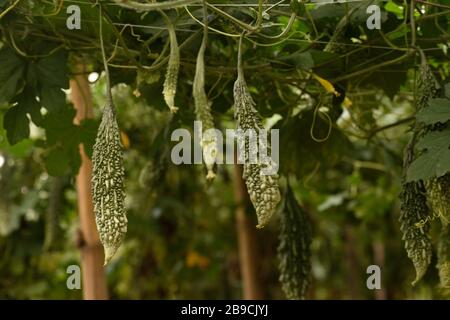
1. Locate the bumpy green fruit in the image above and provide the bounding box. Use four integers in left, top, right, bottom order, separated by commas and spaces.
162, 13, 180, 113
437, 224, 450, 288
426, 175, 450, 226
233, 55, 281, 228
92, 102, 127, 265
417, 62, 439, 112
193, 9, 217, 180
399, 56, 439, 286
427, 174, 450, 288
399, 181, 432, 285
277, 185, 312, 299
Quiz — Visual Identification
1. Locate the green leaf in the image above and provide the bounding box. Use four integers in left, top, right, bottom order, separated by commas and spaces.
278, 49, 339, 71
36, 49, 69, 89
26, 63, 38, 89
385, 24, 408, 41
79, 119, 99, 159
445, 83, 450, 99
416, 98, 450, 125
0, 47, 25, 104
0, 114, 33, 157
41, 106, 77, 145
276, 111, 352, 176
39, 86, 66, 113
361, 66, 407, 99
279, 51, 315, 70
45, 147, 70, 176
407, 128, 450, 181
3, 105, 30, 145
290, 0, 305, 16
13, 88, 42, 126
41, 105, 84, 175
384, 1, 404, 19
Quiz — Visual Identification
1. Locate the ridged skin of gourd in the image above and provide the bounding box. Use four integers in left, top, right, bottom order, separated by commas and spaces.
277, 185, 312, 299
233, 66, 280, 228
193, 17, 217, 180
399, 181, 433, 285
92, 103, 127, 265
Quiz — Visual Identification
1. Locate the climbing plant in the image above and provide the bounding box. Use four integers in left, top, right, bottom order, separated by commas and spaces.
0, 0, 449, 299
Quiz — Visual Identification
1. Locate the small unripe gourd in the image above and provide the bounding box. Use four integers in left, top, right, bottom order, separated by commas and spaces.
193, 6, 217, 180
162, 13, 180, 113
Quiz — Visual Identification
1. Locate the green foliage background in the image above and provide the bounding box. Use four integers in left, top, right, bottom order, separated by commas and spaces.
0, 0, 449, 299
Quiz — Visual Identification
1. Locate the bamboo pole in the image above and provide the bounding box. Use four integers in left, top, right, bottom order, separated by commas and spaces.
70, 69, 109, 300
233, 163, 264, 299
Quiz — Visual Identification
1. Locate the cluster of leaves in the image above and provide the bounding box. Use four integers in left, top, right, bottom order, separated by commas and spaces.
0, 46, 97, 176
407, 85, 450, 181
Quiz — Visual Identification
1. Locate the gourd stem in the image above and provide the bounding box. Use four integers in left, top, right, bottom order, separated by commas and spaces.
237, 34, 245, 81
202, 0, 208, 43
99, 5, 113, 105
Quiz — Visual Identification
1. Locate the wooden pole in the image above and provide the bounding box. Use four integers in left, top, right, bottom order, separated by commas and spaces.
372, 241, 387, 300
233, 163, 264, 299
70, 69, 109, 300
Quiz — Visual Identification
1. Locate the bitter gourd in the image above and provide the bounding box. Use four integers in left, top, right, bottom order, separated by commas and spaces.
193, 3, 217, 180
92, 102, 127, 265
162, 12, 180, 113
399, 180, 433, 285
233, 36, 280, 228
92, 7, 127, 265
437, 224, 450, 288
277, 184, 312, 299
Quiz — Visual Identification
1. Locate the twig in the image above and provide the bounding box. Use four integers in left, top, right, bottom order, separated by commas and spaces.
367, 116, 415, 139
0, 0, 21, 20
410, 0, 416, 47
332, 51, 414, 82
112, 0, 199, 11
98, 4, 113, 104
415, 0, 450, 9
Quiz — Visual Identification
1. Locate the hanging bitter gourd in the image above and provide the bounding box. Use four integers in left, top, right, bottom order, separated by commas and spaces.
419, 55, 450, 228
427, 160, 450, 289
426, 175, 450, 226
277, 184, 312, 299
437, 224, 450, 288
193, 2, 217, 180
233, 37, 281, 228
417, 54, 450, 286
92, 6, 127, 265
92, 101, 127, 265
161, 11, 180, 113
416, 58, 439, 114
399, 55, 439, 285
399, 180, 433, 285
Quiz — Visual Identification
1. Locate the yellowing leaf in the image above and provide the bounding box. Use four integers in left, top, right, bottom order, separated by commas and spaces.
120, 131, 130, 149
186, 250, 210, 269
343, 97, 352, 108
312, 74, 353, 107
312, 74, 339, 96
